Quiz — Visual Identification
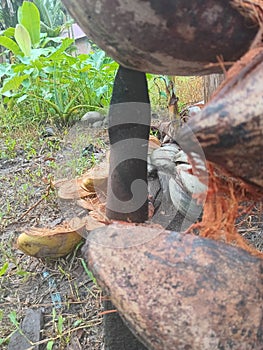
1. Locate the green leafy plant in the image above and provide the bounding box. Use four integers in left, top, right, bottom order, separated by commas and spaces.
0, 1, 40, 57
1, 48, 117, 126
0, 2, 117, 128
33, 0, 67, 37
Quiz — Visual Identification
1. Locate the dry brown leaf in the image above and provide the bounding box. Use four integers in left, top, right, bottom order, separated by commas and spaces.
89, 202, 109, 223
77, 196, 105, 211
85, 215, 106, 231
56, 178, 90, 199
149, 135, 161, 148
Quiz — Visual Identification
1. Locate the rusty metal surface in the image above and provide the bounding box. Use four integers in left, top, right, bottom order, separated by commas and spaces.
83, 224, 263, 350
62, 0, 257, 75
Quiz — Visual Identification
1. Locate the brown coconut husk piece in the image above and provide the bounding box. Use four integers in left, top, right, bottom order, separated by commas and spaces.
231, 0, 263, 24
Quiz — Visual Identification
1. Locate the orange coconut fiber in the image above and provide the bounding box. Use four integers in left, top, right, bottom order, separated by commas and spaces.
189, 162, 263, 258
231, 0, 263, 24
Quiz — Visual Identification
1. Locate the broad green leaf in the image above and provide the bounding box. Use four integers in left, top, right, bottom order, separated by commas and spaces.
1, 75, 28, 94
18, 1, 40, 47
47, 38, 74, 60
43, 66, 56, 73
23, 68, 35, 75
77, 54, 89, 62
17, 94, 28, 103
0, 262, 8, 277
14, 64, 28, 73
0, 36, 21, 56
41, 36, 63, 48
33, 0, 53, 28
95, 85, 108, 97
17, 6, 22, 25
0, 65, 11, 78
30, 47, 54, 60
0, 28, 15, 38
15, 24, 31, 57
91, 50, 106, 70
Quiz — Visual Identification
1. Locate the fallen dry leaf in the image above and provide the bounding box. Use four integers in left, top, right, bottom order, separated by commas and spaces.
56, 178, 90, 200
85, 215, 106, 231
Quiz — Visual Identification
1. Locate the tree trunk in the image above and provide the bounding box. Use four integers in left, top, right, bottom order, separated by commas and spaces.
106, 66, 150, 222
104, 66, 151, 349
203, 73, 224, 103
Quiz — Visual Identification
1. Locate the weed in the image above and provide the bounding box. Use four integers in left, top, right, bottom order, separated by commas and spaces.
150, 129, 159, 137
0, 262, 9, 277
80, 258, 97, 285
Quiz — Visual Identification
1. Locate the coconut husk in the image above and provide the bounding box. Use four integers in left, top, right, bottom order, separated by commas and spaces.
232, 0, 263, 24
182, 0, 263, 256
17, 222, 84, 258
62, 0, 258, 75
188, 162, 263, 257
83, 224, 263, 350
17, 213, 107, 258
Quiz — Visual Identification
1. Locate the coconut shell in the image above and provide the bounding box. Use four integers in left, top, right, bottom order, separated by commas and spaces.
83, 224, 263, 350
17, 223, 84, 258
61, 0, 257, 75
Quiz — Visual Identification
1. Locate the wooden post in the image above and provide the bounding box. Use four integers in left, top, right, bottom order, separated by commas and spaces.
104, 66, 151, 349
203, 73, 224, 103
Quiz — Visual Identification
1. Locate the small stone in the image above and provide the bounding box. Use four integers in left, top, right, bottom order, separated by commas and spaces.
103, 115, 109, 126
92, 120, 103, 128
43, 126, 56, 137
8, 308, 44, 350
81, 111, 104, 124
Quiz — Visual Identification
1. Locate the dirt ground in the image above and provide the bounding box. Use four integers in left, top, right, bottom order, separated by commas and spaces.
0, 122, 262, 350
0, 126, 108, 350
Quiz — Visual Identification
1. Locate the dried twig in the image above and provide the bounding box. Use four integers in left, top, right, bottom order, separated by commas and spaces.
17, 183, 53, 221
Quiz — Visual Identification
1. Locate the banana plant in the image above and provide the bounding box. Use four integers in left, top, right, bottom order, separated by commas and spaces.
0, 1, 40, 58
0, 1, 74, 97
33, 0, 68, 38
0, 2, 117, 126
0, 0, 23, 30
